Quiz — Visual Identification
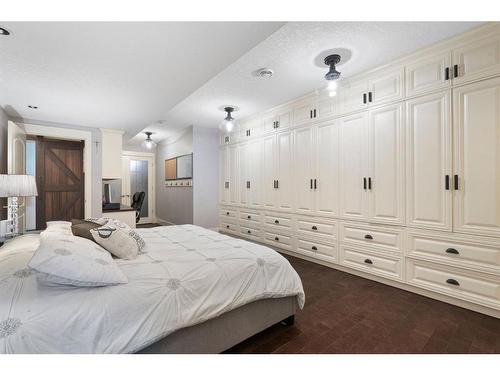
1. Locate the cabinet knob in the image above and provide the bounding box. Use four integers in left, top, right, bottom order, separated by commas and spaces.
275, 236, 279, 241
311, 226, 317, 230
445, 248, 459, 255
364, 234, 373, 240
446, 278, 460, 286
226, 212, 229, 215
247, 230, 251, 234
274, 220, 279, 224
226, 225, 229, 229
364, 259, 373, 265
247, 215, 251, 219
311, 246, 317, 251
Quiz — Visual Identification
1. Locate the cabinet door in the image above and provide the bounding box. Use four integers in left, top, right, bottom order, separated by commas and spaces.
293, 98, 314, 126
316, 95, 338, 120
294, 126, 315, 214
406, 52, 452, 97
453, 77, 500, 237
406, 91, 452, 231
368, 103, 405, 225
276, 107, 292, 130
262, 135, 276, 209
340, 113, 369, 220
452, 33, 500, 85
262, 112, 277, 134
368, 67, 405, 106
341, 80, 368, 114
239, 142, 250, 206
276, 132, 293, 211
316, 121, 340, 217
228, 144, 239, 205
248, 139, 263, 208
219, 146, 229, 204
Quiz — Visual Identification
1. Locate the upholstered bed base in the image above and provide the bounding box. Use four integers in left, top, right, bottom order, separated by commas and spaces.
137, 296, 297, 354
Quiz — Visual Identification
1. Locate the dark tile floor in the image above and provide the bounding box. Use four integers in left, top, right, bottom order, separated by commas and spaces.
226, 254, 500, 354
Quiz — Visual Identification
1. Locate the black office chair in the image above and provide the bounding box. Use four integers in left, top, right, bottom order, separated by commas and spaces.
131, 191, 146, 223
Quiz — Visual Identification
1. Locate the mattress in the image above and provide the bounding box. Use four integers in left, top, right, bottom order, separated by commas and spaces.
0, 225, 305, 353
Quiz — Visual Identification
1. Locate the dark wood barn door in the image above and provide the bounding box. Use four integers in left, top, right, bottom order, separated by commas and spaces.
35, 137, 85, 229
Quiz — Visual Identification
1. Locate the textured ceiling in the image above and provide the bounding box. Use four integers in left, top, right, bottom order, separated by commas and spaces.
0, 22, 284, 137
132, 21, 483, 146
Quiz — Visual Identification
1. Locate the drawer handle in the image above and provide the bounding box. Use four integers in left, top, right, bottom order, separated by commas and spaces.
446, 278, 460, 286
274, 236, 279, 241
445, 248, 459, 255
226, 212, 229, 215
274, 220, 280, 224
226, 225, 229, 229
247, 230, 251, 234
364, 234, 373, 240
364, 259, 373, 265
247, 215, 251, 219
311, 246, 317, 251
312, 226, 318, 230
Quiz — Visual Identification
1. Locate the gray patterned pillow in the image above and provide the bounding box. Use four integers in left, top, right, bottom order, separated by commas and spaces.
28, 234, 128, 287
90, 225, 140, 260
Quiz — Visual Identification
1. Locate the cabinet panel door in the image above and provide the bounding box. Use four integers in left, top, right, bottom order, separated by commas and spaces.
262, 135, 276, 209
219, 146, 229, 204
239, 142, 250, 206
262, 112, 277, 133
368, 67, 405, 106
276, 132, 293, 211
276, 108, 292, 130
316, 121, 340, 217
293, 126, 315, 214
453, 77, 500, 237
340, 113, 369, 220
406, 52, 452, 97
316, 95, 337, 120
368, 103, 405, 225
341, 80, 368, 114
248, 139, 263, 208
228, 144, 239, 205
406, 91, 452, 231
293, 98, 314, 126
453, 33, 500, 85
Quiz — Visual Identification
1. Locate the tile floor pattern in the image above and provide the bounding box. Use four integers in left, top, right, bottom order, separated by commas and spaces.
226, 254, 500, 354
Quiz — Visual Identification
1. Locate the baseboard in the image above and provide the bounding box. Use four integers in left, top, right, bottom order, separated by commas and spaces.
156, 218, 176, 226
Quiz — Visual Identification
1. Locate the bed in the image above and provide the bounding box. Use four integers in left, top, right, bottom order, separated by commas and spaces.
0, 225, 305, 354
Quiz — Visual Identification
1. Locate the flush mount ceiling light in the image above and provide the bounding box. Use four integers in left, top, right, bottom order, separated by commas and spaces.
324, 54, 341, 97
222, 107, 235, 133
0, 27, 10, 36
28, 105, 38, 109
257, 68, 274, 78
142, 131, 157, 150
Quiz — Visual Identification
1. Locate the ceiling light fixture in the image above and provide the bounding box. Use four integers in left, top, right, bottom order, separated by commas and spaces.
142, 131, 157, 150
324, 54, 341, 97
222, 107, 235, 133
257, 68, 274, 78
0, 27, 10, 36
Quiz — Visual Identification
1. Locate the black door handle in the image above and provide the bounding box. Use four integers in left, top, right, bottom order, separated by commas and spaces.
310, 179, 313, 189
276, 121, 279, 128
276, 180, 279, 189
311, 246, 317, 251
453, 64, 459, 78
311, 226, 318, 230
446, 278, 460, 286
445, 67, 450, 80
274, 219, 279, 224
314, 109, 317, 118
454, 175, 459, 190
445, 248, 459, 255
275, 236, 279, 241
364, 234, 373, 240
364, 259, 373, 265
363, 177, 367, 190
314, 179, 317, 190
368, 177, 372, 190
310, 110, 313, 119
368, 92, 373, 102
445, 175, 450, 190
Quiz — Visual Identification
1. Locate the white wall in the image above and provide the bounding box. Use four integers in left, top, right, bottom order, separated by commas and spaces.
193, 126, 219, 228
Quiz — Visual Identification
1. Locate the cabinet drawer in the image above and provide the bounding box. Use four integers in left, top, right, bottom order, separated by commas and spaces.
220, 221, 238, 234
263, 230, 293, 251
264, 214, 293, 229
297, 218, 336, 238
407, 231, 500, 274
340, 223, 403, 254
297, 237, 336, 262
220, 208, 238, 219
239, 225, 260, 240
340, 245, 403, 281
406, 259, 500, 309
239, 211, 261, 224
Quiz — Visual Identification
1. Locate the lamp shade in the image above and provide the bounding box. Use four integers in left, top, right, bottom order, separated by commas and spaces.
0, 174, 38, 198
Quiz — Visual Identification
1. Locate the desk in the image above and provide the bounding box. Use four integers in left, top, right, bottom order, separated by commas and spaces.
102, 205, 136, 228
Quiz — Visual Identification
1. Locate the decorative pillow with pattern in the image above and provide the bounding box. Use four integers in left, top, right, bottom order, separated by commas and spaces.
90, 225, 140, 260
28, 234, 128, 287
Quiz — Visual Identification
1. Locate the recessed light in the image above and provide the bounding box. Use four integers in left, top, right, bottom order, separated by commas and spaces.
28, 105, 38, 109
0, 27, 10, 36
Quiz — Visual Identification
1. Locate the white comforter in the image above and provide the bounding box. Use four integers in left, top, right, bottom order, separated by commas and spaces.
0, 225, 304, 353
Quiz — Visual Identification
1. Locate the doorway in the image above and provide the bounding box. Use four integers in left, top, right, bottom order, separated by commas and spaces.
121, 152, 155, 224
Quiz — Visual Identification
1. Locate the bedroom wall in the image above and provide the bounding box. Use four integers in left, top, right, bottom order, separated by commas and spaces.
192, 126, 219, 229
155, 127, 194, 224
0, 107, 8, 220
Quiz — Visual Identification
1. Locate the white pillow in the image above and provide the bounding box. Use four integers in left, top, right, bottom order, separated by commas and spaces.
42, 221, 73, 238
90, 224, 139, 260
28, 234, 128, 287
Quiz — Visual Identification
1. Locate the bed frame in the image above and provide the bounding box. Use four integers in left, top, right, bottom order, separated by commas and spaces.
136, 296, 297, 354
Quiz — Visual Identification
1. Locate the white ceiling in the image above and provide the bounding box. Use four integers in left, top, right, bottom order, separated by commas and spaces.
0, 21, 484, 147
0, 21, 284, 137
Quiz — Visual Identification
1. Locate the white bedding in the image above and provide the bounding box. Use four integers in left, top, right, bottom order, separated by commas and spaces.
0, 225, 305, 353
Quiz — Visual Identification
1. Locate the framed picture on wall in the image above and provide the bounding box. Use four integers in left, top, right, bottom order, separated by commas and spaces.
165, 153, 193, 181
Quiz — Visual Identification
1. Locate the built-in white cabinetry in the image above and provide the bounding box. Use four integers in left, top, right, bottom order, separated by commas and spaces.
453, 77, 500, 238
406, 91, 452, 231
101, 129, 124, 179
219, 23, 500, 317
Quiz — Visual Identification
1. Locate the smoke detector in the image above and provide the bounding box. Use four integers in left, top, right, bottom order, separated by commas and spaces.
256, 68, 274, 78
